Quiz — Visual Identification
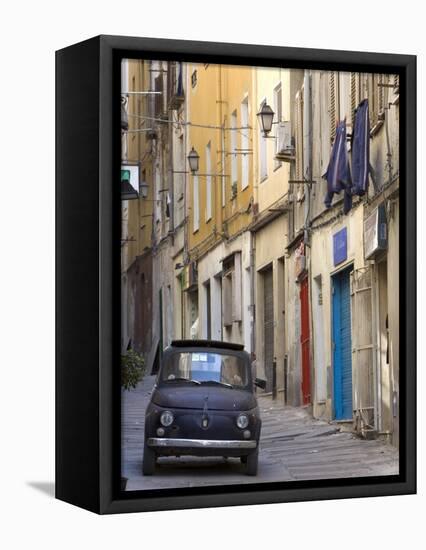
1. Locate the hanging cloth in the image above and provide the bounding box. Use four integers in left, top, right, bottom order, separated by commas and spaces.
324, 120, 352, 213
351, 98, 370, 196
165, 192, 171, 218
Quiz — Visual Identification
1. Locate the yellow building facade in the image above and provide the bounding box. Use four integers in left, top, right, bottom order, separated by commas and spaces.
121, 58, 154, 354
250, 67, 291, 394
185, 63, 255, 346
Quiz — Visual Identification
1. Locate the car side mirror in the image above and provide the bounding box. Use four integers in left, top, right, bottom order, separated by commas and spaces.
254, 378, 266, 390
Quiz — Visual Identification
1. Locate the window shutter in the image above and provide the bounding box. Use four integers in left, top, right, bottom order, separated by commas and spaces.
329, 72, 338, 142
222, 273, 233, 327
394, 74, 400, 94
367, 74, 386, 126
378, 74, 385, 116
359, 73, 368, 100
350, 72, 360, 126
193, 175, 199, 232
241, 100, 249, 189
231, 111, 238, 185
154, 74, 163, 117
232, 252, 242, 322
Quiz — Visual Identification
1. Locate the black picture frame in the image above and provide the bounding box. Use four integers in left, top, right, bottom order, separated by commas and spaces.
56, 35, 416, 514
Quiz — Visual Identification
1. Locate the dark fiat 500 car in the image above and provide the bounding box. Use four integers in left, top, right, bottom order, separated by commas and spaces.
143, 340, 266, 476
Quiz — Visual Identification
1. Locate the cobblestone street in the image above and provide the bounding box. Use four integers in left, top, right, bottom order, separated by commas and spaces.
122, 376, 398, 491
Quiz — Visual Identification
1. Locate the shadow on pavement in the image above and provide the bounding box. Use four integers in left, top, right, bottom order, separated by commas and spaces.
26, 481, 55, 498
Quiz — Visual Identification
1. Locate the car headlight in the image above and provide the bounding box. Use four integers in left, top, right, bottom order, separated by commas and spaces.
236, 413, 249, 429
160, 410, 174, 427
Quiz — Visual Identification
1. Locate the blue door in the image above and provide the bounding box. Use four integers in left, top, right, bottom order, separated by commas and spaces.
332, 268, 353, 420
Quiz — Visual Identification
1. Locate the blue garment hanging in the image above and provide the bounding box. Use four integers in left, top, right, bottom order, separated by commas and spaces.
351, 99, 370, 196
324, 120, 352, 213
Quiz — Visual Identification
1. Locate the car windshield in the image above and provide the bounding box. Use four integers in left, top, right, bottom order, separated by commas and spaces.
161, 351, 248, 387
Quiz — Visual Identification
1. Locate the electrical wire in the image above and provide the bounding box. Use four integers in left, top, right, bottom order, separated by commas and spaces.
126, 112, 252, 131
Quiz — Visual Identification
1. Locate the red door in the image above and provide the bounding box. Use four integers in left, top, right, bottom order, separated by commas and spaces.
300, 277, 311, 405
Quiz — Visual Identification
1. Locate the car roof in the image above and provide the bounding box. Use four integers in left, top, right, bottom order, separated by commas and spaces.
170, 339, 244, 351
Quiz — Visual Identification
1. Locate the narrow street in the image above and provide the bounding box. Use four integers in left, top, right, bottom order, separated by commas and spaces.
122, 376, 398, 491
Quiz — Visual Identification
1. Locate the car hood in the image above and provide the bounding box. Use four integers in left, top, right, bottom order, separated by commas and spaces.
151, 385, 257, 411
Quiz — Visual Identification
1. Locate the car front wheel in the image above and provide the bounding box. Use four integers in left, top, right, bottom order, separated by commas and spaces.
246, 449, 259, 476
142, 442, 156, 475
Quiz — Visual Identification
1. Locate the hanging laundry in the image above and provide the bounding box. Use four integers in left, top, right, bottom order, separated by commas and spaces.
351, 98, 370, 196
165, 192, 171, 218
324, 120, 352, 214
176, 62, 184, 97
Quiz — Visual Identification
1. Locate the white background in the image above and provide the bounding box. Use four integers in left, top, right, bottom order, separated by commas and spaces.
0, 1, 423, 548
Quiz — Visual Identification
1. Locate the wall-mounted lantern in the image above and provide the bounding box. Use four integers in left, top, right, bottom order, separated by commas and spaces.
187, 147, 200, 174
139, 180, 149, 199
121, 97, 128, 131
257, 103, 275, 137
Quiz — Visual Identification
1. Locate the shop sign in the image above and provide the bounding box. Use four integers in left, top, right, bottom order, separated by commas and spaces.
333, 227, 347, 266
121, 164, 139, 200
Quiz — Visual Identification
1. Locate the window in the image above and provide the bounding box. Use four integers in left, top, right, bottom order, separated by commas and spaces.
338, 72, 351, 128
121, 59, 129, 94
393, 74, 400, 95
230, 110, 238, 186
155, 166, 162, 223
350, 72, 361, 127
368, 73, 386, 130
154, 74, 164, 117
274, 83, 282, 169
205, 142, 212, 221
162, 352, 248, 387
193, 175, 199, 232
259, 100, 268, 181
222, 253, 242, 327
121, 60, 129, 161
241, 98, 249, 189
222, 273, 233, 327
175, 135, 185, 225
204, 280, 211, 340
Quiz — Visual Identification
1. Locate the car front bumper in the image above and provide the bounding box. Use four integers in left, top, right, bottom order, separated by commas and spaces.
147, 437, 257, 449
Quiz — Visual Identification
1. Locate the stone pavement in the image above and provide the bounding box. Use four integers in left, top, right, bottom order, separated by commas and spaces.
121, 376, 398, 491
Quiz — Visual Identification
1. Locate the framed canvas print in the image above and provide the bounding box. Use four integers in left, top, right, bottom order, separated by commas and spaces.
56, 35, 416, 514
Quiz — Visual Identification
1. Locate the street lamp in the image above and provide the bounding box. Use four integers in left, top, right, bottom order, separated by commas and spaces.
187, 147, 200, 174
257, 103, 275, 137
139, 180, 149, 199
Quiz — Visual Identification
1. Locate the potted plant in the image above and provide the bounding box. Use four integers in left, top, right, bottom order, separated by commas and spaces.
120, 349, 145, 491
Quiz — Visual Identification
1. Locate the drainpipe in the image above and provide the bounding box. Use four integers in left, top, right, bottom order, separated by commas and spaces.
221, 123, 226, 236
250, 230, 256, 361
168, 62, 174, 243
373, 266, 382, 433
303, 70, 312, 243
182, 64, 189, 338
303, 70, 315, 409
384, 85, 393, 186
250, 68, 258, 363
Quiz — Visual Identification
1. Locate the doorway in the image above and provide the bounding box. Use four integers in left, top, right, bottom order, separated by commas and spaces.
332, 267, 353, 420
263, 267, 274, 393
300, 276, 311, 405
204, 279, 212, 340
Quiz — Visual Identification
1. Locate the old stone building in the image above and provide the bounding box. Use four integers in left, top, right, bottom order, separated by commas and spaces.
121, 60, 400, 445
